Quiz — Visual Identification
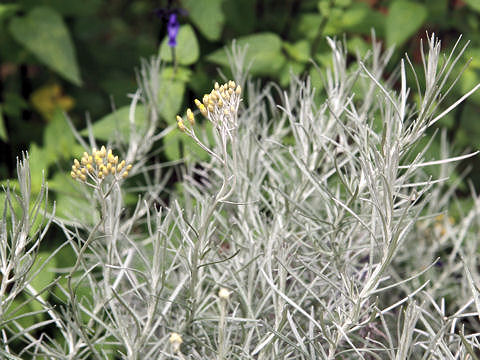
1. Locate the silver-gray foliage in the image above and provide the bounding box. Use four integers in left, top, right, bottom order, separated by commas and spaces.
2, 33, 480, 359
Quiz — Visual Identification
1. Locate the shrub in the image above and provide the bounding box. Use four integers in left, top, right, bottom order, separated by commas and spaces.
2, 34, 480, 359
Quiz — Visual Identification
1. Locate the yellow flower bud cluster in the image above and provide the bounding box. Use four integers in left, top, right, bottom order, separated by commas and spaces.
70, 146, 132, 183
176, 80, 242, 132
198, 80, 241, 118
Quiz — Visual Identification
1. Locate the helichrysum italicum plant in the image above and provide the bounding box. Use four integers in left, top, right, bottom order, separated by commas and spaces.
3, 33, 480, 360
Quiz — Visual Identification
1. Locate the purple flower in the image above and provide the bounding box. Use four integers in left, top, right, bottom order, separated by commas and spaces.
167, 13, 179, 47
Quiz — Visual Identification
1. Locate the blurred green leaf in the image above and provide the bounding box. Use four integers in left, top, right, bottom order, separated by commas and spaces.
184, 0, 225, 41
82, 105, 146, 141
164, 123, 211, 162
207, 33, 286, 77
464, 0, 480, 12
0, 3, 19, 21
28, 143, 49, 194
0, 106, 7, 142
9, 6, 82, 85
347, 36, 370, 57
9, 297, 36, 330
460, 68, 480, 105
283, 40, 311, 63
386, 0, 427, 48
223, 0, 256, 35
19, 0, 102, 16
162, 66, 193, 83
50, 172, 99, 223
44, 110, 81, 164
279, 61, 306, 87
340, 3, 369, 29
296, 14, 323, 40
2, 92, 29, 117
29, 251, 57, 303
158, 70, 187, 123
159, 25, 200, 66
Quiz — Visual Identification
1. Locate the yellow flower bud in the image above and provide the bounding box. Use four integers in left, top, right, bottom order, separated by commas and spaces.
74, 159, 80, 167
86, 163, 94, 172
117, 160, 125, 172
177, 120, 186, 132
186, 108, 195, 125
235, 85, 241, 95
122, 171, 129, 179
194, 99, 202, 108
71, 171, 76, 179
199, 104, 207, 116
214, 82, 220, 90
126, 164, 132, 171
80, 174, 87, 182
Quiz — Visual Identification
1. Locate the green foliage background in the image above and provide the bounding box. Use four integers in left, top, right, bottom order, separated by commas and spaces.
1, 0, 480, 353
2, 0, 480, 182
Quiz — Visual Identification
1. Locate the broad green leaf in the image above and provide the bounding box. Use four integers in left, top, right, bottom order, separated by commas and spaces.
347, 36, 370, 57
9, 297, 36, 330
464, 0, 480, 12
159, 25, 199, 65
164, 124, 211, 162
162, 66, 192, 83
207, 33, 286, 77
296, 14, 323, 40
184, 0, 225, 41
223, 0, 256, 35
283, 41, 311, 63
340, 3, 369, 29
44, 110, 81, 164
158, 71, 186, 123
29, 251, 58, 306
0, 105, 7, 142
386, 0, 427, 48
49, 171, 100, 224
309, 66, 325, 95
9, 7, 82, 85
279, 61, 306, 87
28, 143, 49, 194
18, 0, 102, 16
81, 105, 146, 141
459, 68, 480, 105
0, 4, 19, 21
